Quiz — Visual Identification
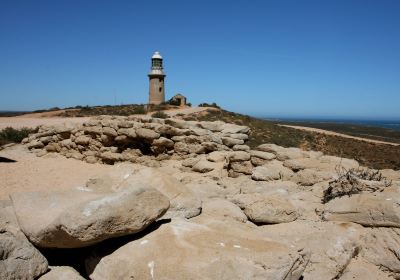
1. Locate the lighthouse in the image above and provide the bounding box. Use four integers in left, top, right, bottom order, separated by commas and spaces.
148, 51, 166, 105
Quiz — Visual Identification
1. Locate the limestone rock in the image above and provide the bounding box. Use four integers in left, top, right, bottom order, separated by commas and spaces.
0, 205, 48, 279
290, 169, 334, 186
102, 127, 118, 137
207, 151, 228, 162
250, 150, 276, 160
89, 217, 309, 280
39, 266, 85, 280
232, 144, 250, 151
222, 137, 244, 147
230, 161, 254, 175
340, 257, 394, 280
192, 160, 217, 173
322, 192, 400, 227
228, 151, 251, 162
260, 221, 364, 280
230, 193, 298, 224
360, 227, 400, 277
135, 128, 160, 140
10, 185, 170, 248
201, 199, 248, 223
251, 161, 294, 181
74, 135, 91, 145
257, 144, 307, 161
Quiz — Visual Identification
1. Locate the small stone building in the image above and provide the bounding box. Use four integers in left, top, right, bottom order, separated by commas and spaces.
171, 94, 187, 107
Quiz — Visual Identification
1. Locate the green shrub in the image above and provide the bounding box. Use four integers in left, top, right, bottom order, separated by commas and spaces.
0, 127, 38, 146
198, 102, 220, 109
132, 106, 146, 114
151, 111, 169, 119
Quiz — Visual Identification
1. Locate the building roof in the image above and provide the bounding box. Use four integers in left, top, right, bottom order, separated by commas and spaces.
152, 51, 162, 59
172, 93, 186, 99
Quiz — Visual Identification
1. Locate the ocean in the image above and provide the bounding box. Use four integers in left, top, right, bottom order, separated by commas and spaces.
262, 118, 400, 131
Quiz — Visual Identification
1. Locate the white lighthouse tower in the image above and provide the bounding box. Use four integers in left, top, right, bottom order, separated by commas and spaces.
148, 51, 166, 105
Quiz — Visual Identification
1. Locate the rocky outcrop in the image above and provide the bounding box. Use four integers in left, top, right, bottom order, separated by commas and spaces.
11, 185, 169, 248
23, 116, 251, 165
89, 217, 309, 280
39, 266, 85, 280
322, 192, 400, 227
230, 193, 298, 224
0, 204, 48, 279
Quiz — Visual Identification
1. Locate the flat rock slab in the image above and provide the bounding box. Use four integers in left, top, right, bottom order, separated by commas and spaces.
322, 192, 400, 227
89, 217, 309, 280
39, 266, 85, 280
11, 185, 169, 248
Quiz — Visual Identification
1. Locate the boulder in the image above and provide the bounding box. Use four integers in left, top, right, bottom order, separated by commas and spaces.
230, 161, 254, 175
152, 137, 174, 148
230, 193, 298, 224
89, 217, 309, 280
102, 127, 118, 137
0, 205, 48, 279
181, 157, 200, 168
221, 123, 250, 134
88, 166, 202, 219
322, 192, 400, 227
135, 128, 160, 140
198, 121, 225, 132
207, 151, 228, 162
257, 144, 307, 161
232, 144, 250, 151
228, 151, 251, 162
201, 199, 248, 223
39, 266, 85, 280
74, 135, 91, 145
222, 137, 244, 147
340, 257, 394, 280
360, 227, 400, 277
251, 161, 294, 181
250, 150, 276, 160
192, 160, 217, 173
10, 185, 170, 248
290, 169, 334, 186
260, 221, 364, 280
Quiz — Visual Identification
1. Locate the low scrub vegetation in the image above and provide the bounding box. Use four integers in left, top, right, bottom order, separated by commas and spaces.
184, 109, 400, 170
151, 111, 169, 119
198, 102, 220, 109
0, 127, 37, 146
322, 167, 391, 203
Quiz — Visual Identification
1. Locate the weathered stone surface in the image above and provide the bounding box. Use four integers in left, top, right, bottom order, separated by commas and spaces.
198, 121, 225, 132
89, 217, 309, 280
100, 151, 122, 162
39, 266, 85, 280
152, 137, 174, 148
207, 151, 228, 162
360, 227, 400, 277
251, 161, 294, 181
340, 257, 394, 280
11, 185, 170, 248
250, 150, 276, 160
0, 205, 48, 279
201, 199, 248, 223
135, 128, 160, 140
27, 140, 44, 149
232, 144, 250, 151
260, 221, 364, 280
74, 135, 91, 145
181, 157, 200, 168
230, 161, 253, 175
257, 144, 307, 161
102, 127, 118, 137
221, 123, 250, 134
322, 192, 400, 227
290, 169, 334, 186
192, 160, 217, 173
230, 193, 298, 224
222, 137, 244, 147
228, 151, 251, 162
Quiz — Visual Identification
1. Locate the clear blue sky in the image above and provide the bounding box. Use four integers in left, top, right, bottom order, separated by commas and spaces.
1, 0, 399, 119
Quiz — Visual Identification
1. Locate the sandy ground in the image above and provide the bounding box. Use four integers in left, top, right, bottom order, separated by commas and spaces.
0, 145, 113, 200
280, 124, 400, 146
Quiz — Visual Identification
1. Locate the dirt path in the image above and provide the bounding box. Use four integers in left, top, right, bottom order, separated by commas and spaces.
280, 124, 400, 146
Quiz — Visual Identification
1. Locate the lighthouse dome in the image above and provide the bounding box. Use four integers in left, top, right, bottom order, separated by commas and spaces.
152, 51, 162, 59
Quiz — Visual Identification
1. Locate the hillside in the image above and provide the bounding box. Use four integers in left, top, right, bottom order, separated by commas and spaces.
182, 109, 400, 170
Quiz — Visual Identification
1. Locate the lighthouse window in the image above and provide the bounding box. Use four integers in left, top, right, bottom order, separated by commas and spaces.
159, 87, 162, 92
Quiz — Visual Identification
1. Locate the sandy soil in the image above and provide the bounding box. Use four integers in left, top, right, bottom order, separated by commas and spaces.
0, 145, 113, 200
0, 116, 90, 130
280, 124, 400, 146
